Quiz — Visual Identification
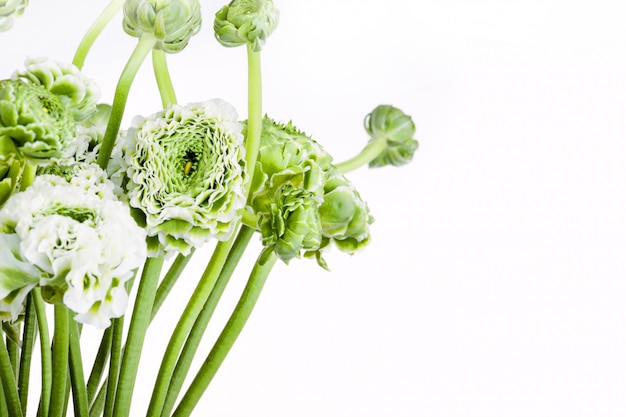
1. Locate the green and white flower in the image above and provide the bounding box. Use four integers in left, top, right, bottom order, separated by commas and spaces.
122, 99, 246, 257
214, 0, 279, 52
0, 0, 28, 32
365, 105, 418, 168
0, 163, 146, 328
13, 57, 102, 122
123, 0, 202, 53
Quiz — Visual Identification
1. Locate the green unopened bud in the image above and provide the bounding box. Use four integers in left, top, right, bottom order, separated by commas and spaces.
259, 184, 322, 263
13, 57, 102, 122
0, 0, 28, 32
214, 0, 279, 52
0, 79, 75, 160
365, 105, 418, 168
319, 167, 373, 254
123, 0, 202, 53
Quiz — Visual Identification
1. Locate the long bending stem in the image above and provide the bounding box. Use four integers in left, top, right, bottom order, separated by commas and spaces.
335, 136, 387, 173
172, 250, 277, 417
152, 49, 177, 108
0, 331, 22, 417
72, 0, 125, 69
244, 45, 263, 197
97, 33, 157, 170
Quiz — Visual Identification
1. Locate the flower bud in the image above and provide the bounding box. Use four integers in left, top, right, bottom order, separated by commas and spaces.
123, 0, 202, 53
214, 0, 279, 52
0, 79, 75, 160
0, 0, 28, 32
259, 184, 323, 263
13, 57, 102, 122
365, 105, 418, 168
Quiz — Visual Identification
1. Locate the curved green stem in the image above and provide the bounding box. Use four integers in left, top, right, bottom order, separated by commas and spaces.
335, 137, 387, 173
49, 305, 70, 417
146, 236, 237, 417
86, 326, 112, 407
0, 329, 22, 417
103, 318, 124, 417
32, 289, 51, 417
112, 256, 164, 417
244, 45, 263, 197
172, 250, 277, 417
152, 49, 177, 108
18, 295, 36, 416
160, 226, 255, 416
69, 320, 89, 417
151, 249, 195, 322
73, 0, 125, 69
97, 33, 157, 171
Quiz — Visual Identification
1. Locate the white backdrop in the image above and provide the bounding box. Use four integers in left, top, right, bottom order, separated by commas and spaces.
3, 1, 626, 416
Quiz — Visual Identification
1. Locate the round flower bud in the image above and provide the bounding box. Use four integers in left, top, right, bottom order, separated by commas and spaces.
259, 184, 323, 263
123, 0, 202, 53
123, 99, 247, 257
365, 105, 418, 168
13, 57, 102, 122
214, 0, 279, 52
0, 79, 76, 160
0, 0, 28, 32
318, 167, 373, 254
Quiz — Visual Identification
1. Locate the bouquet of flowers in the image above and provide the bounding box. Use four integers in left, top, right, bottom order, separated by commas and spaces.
0, 1, 418, 416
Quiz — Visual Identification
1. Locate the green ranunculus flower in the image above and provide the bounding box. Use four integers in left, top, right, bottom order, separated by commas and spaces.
0, 79, 76, 160
214, 0, 279, 52
318, 167, 373, 254
259, 183, 322, 263
365, 105, 418, 168
0, 0, 28, 32
13, 57, 102, 122
123, 0, 202, 53
123, 99, 247, 257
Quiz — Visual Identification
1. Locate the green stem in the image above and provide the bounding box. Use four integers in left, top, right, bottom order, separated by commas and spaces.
146, 237, 236, 417
0, 332, 22, 417
172, 250, 278, 417
18, 295, 36, 416
97, 33, 157, 171
103, 318, 124, 417
244, 45, 263, 197
6, 336, 18, 382
151, 249, 195, 322
72, 0, 125, 69
69, 320, 89, 417
49, 305, 70, 417
0, 378, 8, 417
160, 226, 255, 416
335, 136, 387, 173
33, 289, 51, 417
86, 327, 112, 407
152, 49, 177, 108
112, 256, 164, 417
89, 379, 107, 417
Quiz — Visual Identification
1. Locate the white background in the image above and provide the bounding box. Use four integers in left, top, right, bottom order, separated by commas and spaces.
3, 1, 626, 416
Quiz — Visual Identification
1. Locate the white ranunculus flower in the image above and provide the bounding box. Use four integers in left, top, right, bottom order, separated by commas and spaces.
0, 162, 147, 328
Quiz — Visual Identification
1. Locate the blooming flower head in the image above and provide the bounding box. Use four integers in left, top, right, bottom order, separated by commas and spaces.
0, 163, 146, 328
365, 105, 418, 168
0, 79, 76, 160
122, 99, 246, 257
0, 0, 28, 32
123, 0, 202, 53
214, 0, 279, 52
13, 57, 102, 122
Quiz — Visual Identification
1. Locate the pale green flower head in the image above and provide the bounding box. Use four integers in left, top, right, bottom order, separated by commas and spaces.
123, 99, 247, 257
248, 116, 333, 215
318, 167, 373, 254
0, 163, 146, 328
0, 79, 76, 160
0, 136, 23, 207
214, 0, 279, 52
365, 105, 418, 168
13, 57, 102, 122
123, 0, 202, 53
259, 183, 322, 263
0, 0, 28, 32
